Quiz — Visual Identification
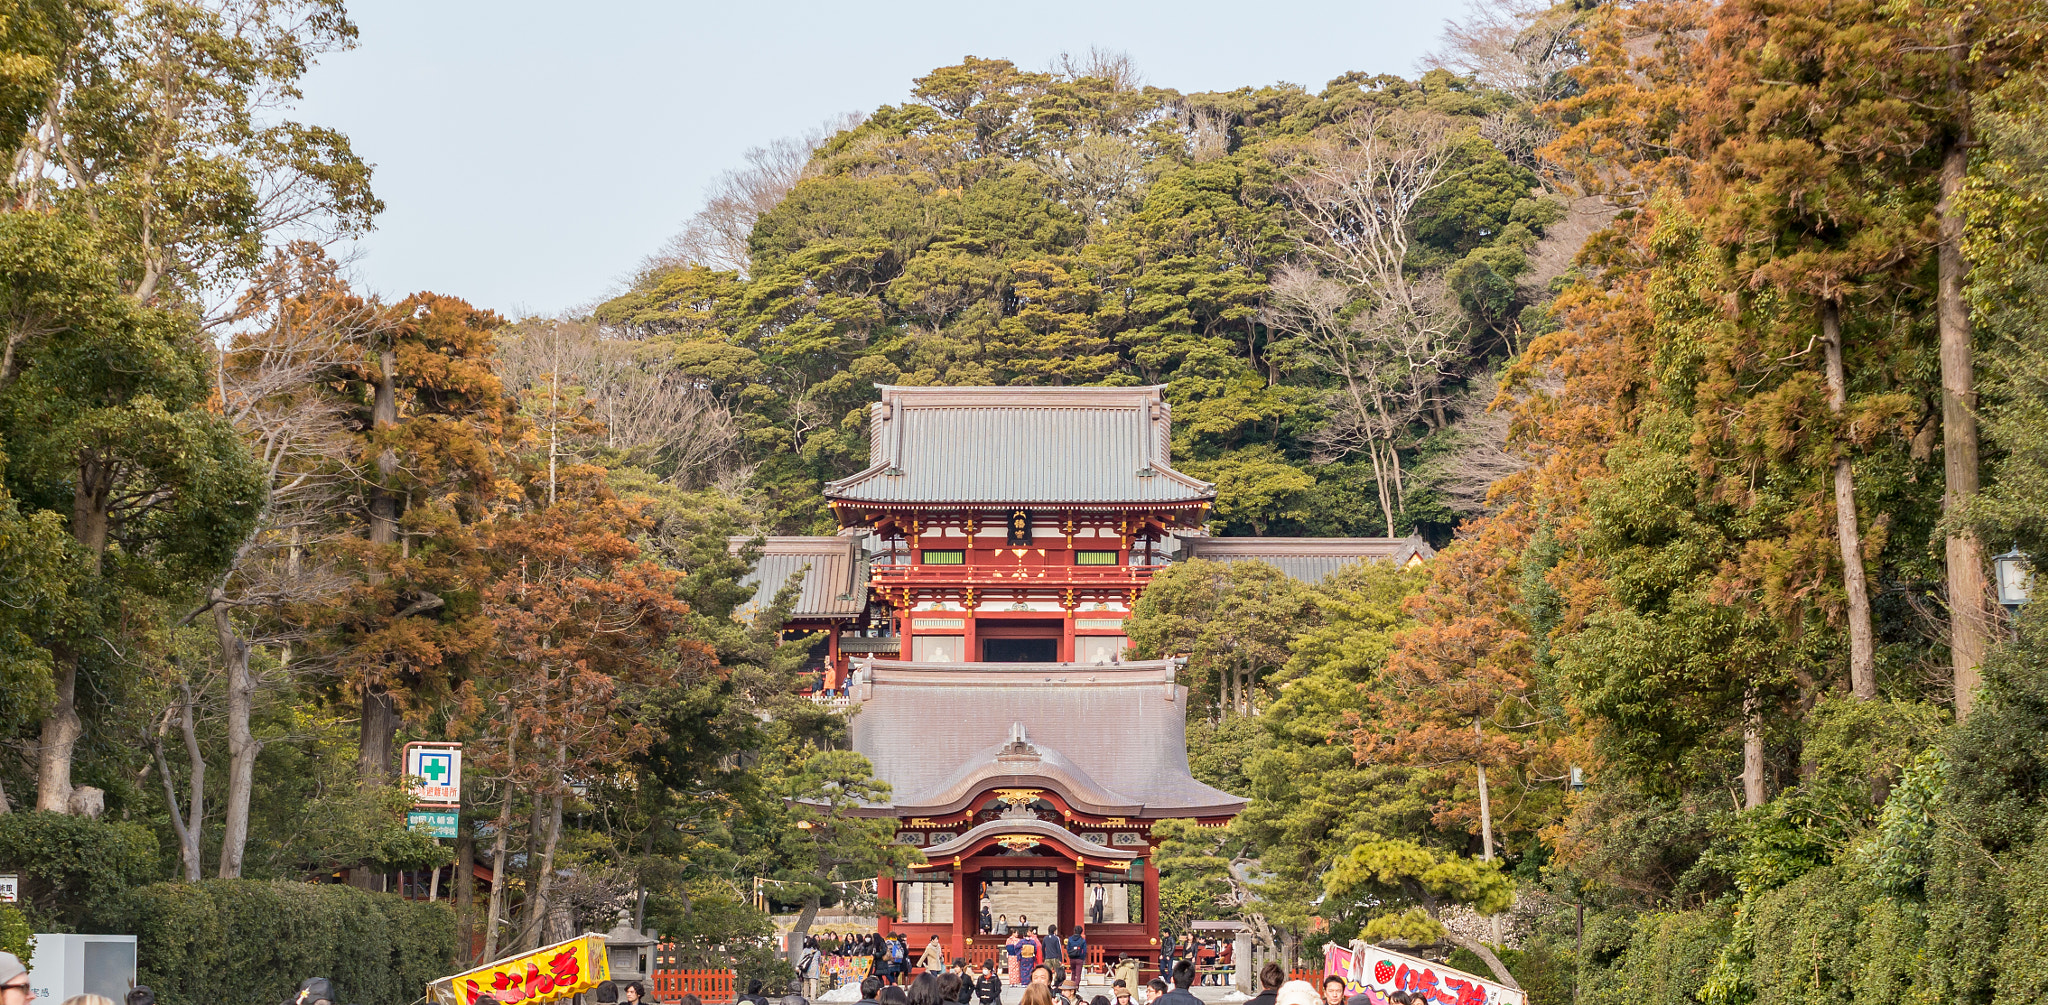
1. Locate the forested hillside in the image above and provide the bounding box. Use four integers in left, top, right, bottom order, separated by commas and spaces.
595, 53, 1578, 538
1, 3, 2047, 1005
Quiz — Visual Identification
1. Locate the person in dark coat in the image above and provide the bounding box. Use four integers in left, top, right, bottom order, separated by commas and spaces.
974, 964, 1002, 1005
1244, 963, 1285, 1005
1153, 963, 1201, 1005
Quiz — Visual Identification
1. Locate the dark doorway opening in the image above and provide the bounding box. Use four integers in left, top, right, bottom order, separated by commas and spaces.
983, 638, 1057, 662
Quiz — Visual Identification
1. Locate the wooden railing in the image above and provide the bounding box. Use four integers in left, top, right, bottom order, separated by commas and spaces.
650, 970, 734, 1002
868, 564, 1159, 589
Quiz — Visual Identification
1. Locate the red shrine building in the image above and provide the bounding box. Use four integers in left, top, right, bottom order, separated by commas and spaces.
732, 385, 1433, 967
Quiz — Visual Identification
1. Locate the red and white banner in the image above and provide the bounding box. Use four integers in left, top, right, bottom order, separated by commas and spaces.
1324, 943, 1523, 1005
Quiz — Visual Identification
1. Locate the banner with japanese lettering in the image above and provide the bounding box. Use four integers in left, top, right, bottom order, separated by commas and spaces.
429, 934, 610, 1005
1323, 943, 1523, 1005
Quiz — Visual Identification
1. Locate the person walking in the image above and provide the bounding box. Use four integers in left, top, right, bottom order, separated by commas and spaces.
1044, 924, 1064, 971
1113, 958, 1139, 999
975, 964, 1002, 1005
1066, 927, 1088, 979
802, 938, 824, 999
918, 937, 945, 976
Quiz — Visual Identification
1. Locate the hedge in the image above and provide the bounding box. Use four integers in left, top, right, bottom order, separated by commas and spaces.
97, 880, 457, 1005
0, 811, 158, 928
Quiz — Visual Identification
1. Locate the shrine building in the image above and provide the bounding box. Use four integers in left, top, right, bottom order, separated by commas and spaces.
732, 384, 1433, 968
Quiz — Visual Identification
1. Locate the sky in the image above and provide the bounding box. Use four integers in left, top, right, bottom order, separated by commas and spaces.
295, 0, 1450, 318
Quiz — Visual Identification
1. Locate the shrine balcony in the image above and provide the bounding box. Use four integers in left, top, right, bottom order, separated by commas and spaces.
867, 564, 1161, 589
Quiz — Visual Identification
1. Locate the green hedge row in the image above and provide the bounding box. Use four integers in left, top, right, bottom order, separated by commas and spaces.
0, 811, 158, 928
98, 881, 458, 1005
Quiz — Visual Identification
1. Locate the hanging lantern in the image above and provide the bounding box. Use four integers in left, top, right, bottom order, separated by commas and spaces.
1995, 548, 2034, 609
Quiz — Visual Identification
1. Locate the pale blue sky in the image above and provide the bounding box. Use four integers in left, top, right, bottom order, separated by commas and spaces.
296, 0, 1449, 317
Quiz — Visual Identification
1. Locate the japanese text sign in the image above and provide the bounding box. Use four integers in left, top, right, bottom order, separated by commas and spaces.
409, 810, 459, 838
405, 744, 462, 805
429, 934, 608, 1005
1325, 942, 1523, 1005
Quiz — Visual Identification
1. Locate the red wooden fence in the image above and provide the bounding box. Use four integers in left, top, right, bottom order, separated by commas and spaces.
650, 970, 734, 1002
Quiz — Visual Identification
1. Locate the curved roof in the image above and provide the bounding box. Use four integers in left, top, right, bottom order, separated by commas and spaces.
847, 659, 1245, 819
918, 818, 1138, 864
826, 386, 1214, 509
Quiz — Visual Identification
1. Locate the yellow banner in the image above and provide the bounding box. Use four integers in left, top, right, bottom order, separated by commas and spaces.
429, 934, 611, 1005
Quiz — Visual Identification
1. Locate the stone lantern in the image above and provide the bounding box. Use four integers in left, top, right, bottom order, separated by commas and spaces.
606, 919, 658, 986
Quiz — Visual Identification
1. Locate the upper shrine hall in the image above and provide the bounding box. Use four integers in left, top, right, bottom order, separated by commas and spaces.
731, 384, 1433, 967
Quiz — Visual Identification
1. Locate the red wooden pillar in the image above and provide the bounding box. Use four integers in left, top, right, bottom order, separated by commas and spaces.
963, 613, 979, 663
952, 860, 971, 959
1061, 611, 1076, 663
878, 873, 897, 937
1142, 857, 1160, 949
827, 627, 842, 689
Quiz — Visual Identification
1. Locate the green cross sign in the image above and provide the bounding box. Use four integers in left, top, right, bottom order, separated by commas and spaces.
420, 755, 449, 782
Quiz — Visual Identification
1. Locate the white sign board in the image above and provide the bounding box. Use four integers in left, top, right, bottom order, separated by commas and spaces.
26, 934, 136, 1005
0, 875, 15, 903
404, 744, 462, 805
1325, 942, 1524, 1005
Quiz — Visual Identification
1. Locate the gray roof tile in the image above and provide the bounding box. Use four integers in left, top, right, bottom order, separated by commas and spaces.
1178, 535, 1436, 582
729, 536, 867, 622
826, 386, 1214, 508
845, 659, 1245, 817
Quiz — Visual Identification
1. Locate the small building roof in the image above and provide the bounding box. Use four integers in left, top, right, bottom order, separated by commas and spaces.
846, 659, 1245, 819
825, 386, 1215, 510
729, 536, 867, 623
1177, 535, 1436, 582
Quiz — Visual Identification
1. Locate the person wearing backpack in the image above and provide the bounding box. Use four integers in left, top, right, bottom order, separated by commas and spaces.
887, 932, 910, 985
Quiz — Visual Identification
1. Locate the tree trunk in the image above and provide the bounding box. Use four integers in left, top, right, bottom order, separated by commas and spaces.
151, 690, 203, 883
369, 349, 400, 549
792, 894, 822, 969
523, 747, 567, 954
34, 655, 80, 813
1441, 931, 1520, 990
1938, 142, 1991, 718
1742, 690, 1766, 810
1474, 718, 1502, 945
216, 603, 261, 879
456, 825, 477, 962
39, 455, 114, 814
358, 685, 399, 781
1821, 300, 1877, 700
482, 723, 518, 964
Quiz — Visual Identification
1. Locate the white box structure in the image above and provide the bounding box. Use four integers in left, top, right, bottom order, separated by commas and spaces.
25, 934, 137, 1004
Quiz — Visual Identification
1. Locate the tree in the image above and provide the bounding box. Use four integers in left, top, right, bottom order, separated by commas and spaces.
0, 212, 263, 813
332, 292, 518, 787
1126, 559, 1318, 718
762, 746, 917, 953
197, 241, 383, 877
460, 470, 706, 956
6, 0, 380, 311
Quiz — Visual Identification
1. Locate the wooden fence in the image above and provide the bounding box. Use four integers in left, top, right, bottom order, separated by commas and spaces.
650, 970, 735, 1002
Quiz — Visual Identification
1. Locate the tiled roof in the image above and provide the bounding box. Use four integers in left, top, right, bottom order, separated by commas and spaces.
729, 536, 867, 622
825, 386, 1215, 508
1177, 535, 1436, 582
844, 659, 1245, 818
